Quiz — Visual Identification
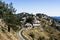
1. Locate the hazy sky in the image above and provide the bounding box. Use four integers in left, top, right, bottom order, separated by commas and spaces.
3, 0, 60, 16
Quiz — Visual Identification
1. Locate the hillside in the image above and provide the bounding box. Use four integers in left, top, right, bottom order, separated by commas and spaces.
0, 19, 20, 40
0, 1, 22, 40
0, 1, 60, 40
19, 13, 60, 40
52, 16, 60, 20
0, 12, 60, 40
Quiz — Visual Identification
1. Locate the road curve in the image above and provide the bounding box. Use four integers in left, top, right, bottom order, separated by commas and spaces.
17, 28, 26, 40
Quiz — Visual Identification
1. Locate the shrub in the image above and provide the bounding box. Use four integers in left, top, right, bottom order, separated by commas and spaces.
29, 32, 34, 40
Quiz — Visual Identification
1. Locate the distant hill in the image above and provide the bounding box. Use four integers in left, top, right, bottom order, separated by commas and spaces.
52, 16, 60, 20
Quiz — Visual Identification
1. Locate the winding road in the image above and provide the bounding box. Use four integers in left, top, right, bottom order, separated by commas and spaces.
17, 17, 41, 40
17, 28, 26, 40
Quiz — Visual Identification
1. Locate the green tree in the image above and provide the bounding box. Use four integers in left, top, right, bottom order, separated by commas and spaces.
26, 16, 34, 24
0, 1, 21, 32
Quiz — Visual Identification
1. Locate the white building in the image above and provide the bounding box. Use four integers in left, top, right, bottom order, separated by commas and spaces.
42, 16, 48, 19
25, 23, 32, 27
33, 21, 41, 27
33, 16, 41, 27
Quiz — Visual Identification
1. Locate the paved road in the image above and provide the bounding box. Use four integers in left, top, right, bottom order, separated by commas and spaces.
17, 25, 26, 40
17, 27, 26, 40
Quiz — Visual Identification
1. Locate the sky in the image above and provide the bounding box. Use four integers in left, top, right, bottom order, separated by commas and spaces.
2, 0, 60, 16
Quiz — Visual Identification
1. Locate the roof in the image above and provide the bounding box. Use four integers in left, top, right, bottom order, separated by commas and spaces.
25, 23, 32, 26
34, 20, 41, 24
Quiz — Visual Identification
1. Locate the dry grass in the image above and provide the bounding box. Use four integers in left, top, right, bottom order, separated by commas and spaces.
0, 28, 20, 40
22, 27, 50, 40
0, 20, 20, 40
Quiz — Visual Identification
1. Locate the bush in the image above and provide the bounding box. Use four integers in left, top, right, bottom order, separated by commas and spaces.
29, 32, 34, 40
38, 36, 45, 40
8, 24, 20, 32
1, 28, 5, 32
26, 16, 34, 24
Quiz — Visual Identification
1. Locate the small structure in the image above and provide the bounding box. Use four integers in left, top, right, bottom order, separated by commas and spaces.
22, 17, 26, 23
25, 23, 32, 28
42, 16, 48, 19
22, 17, 26, 20
33, 17, 41, 27
33, 21, 41, 27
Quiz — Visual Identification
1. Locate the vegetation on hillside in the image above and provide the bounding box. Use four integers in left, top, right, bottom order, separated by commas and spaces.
0, 0, 60, 40
0, 1, 21, 32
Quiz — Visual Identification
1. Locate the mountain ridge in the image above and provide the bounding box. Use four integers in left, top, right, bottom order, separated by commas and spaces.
52, 16, 60, 20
